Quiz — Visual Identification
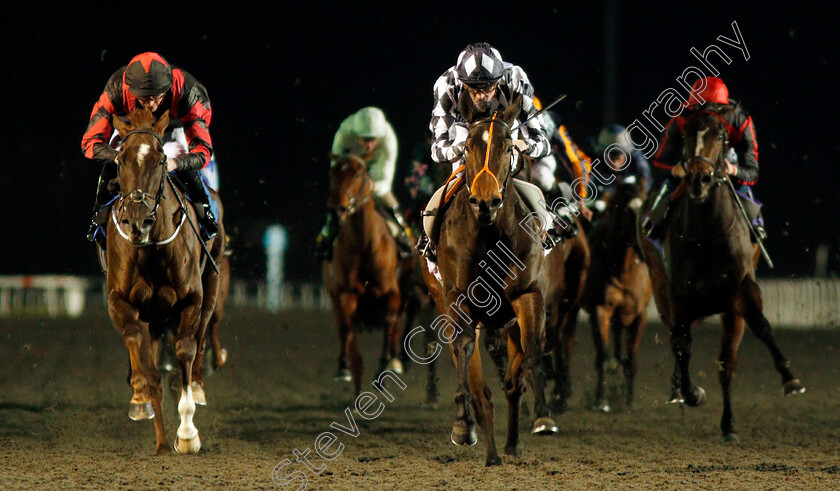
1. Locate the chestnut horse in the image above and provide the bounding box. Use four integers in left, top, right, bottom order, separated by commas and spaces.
637, 108, 804, 441
582, 177, 651, 412
420, 94, 561, 466
103, 108, 225, 454
322, 154, 412, 396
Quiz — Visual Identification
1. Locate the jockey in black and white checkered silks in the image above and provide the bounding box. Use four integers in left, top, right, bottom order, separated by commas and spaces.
418, 43, 575, 259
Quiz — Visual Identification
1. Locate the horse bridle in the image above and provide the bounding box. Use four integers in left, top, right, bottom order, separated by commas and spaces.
467, 112, 515, 199
683, 111, 731, 187
115, 129, 168, 221
334, 154, 374, 223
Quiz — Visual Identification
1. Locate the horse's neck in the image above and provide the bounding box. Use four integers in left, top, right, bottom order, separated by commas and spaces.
677, 185, 737, 240
343, 200, 381, 246
152, 181, 188, 242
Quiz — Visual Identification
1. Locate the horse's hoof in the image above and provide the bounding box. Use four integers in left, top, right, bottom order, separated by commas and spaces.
720, 433, 740, 444
385, 358, 404, 374
607, 358, 621, 374
450, 423, 478, 446
532, 417, 559, 435
504, 444, 522, 457
783, 379, 805, 396
334, 368, 353, 382
214, 348, 228, 369
685, 386, 706, 407
486, 455, 503, 466
666, 393, 685, 405
593, 400, 611, 413
190, 382, 207, 406
129, 401, 155, 421
155, 444, 171, 456
174, 433, 201, 454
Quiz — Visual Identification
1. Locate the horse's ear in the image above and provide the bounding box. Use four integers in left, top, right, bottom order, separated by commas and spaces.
112, 115, 130, 138
153, 111, 170, 136
457, 89, 478, 124
502, 96, 523, 126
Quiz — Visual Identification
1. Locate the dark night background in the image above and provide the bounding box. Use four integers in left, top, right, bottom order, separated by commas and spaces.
1, 2, 837, 282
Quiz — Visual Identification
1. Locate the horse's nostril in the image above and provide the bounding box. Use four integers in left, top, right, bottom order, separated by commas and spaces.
701, 175, 712, 185
469, 196, 479, 206
142, 218, 155, 228
490, 197, 503, 209
121, 219, 129, 225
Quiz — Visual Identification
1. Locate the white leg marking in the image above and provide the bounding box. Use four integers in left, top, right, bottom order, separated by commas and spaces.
177, 386, 198, 440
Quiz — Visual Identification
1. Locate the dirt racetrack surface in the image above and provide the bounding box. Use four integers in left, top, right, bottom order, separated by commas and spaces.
1, 309, 839, 489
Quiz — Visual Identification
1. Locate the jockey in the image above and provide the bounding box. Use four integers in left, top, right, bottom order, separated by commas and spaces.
82, 52, 218, 243
586, 123, 652, 217
314, 106, 413, 260
644, 76, 764, 239
420, 42, 564, 257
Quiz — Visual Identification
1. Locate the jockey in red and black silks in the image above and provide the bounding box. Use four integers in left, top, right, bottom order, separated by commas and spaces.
82, 52, 218, 243
645, 76, 766, 239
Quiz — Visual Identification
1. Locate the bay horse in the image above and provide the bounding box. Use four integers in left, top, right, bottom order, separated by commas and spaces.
103, 108, 225, 454
582, 177, 651, 412
637, 107, 804, 441
322, 154, 412, 396
420, 94, 560, 466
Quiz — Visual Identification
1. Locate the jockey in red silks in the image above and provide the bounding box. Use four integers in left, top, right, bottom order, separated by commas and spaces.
82, 52, 218, 243
645, 76, 765, 240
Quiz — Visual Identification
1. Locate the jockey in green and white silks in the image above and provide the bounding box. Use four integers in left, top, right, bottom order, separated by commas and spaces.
315, 107, 413, 260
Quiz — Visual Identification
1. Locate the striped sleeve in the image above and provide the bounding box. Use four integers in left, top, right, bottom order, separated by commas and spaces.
429, 69, 468, 164
506, 66, 550, 159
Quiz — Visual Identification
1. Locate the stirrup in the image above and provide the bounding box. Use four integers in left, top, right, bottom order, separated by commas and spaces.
199, 205, 218, 241
416, 234, 437, 262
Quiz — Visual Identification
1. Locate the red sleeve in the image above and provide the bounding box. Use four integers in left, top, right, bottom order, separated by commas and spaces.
171, 68, 213, 171
81, 71, 125, 164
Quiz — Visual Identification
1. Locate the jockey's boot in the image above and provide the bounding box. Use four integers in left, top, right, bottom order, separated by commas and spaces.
87, 162, 119, 246
415, 232, 437, 262
387, 205, 415, 259
180, 169, 218, 242
315, 210, 339, 261
754, 212, 768, 241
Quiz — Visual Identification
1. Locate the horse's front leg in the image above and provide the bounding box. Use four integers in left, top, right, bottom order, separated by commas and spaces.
719, 309, 746, 442
671, 314, 705, 407
512, 292, 557, 436
591, 304, 613, 412
174, 292, 203, 454
467, 328, 500, 466
108, 289, 168, 454
448, 317, 478, 448
379, 289, 404, 375
191, 265, 222, 406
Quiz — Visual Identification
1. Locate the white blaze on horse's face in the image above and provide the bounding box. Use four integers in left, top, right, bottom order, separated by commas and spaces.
136, 143, 151, 167
481, 130, 489, 143
694, 128, 709, 156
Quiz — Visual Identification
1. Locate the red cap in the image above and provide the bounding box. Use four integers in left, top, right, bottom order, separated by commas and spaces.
686, 77, 729, 106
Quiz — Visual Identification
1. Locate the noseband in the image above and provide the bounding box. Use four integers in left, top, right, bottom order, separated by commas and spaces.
468, 111, 513, 197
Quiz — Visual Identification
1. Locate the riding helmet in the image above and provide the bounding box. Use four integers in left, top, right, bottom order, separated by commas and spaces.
352, 107, 388, 138
686, 77, 730, 106
456, 43, 505, 89
125, 52, 173, 97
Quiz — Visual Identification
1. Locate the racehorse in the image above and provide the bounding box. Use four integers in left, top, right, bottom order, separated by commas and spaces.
637, 108, 804, 441
322, 154, 412, 396
582, 177, 651, 412
103, 108, 225, 454
420, 94, 560, 466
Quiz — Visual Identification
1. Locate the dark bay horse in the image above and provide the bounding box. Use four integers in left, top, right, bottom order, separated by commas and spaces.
582, 178, 651, 412
103, 109, 225, 454
322, 154, 413, 396
420, 94, 560, 466
637, 108, 804, 441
